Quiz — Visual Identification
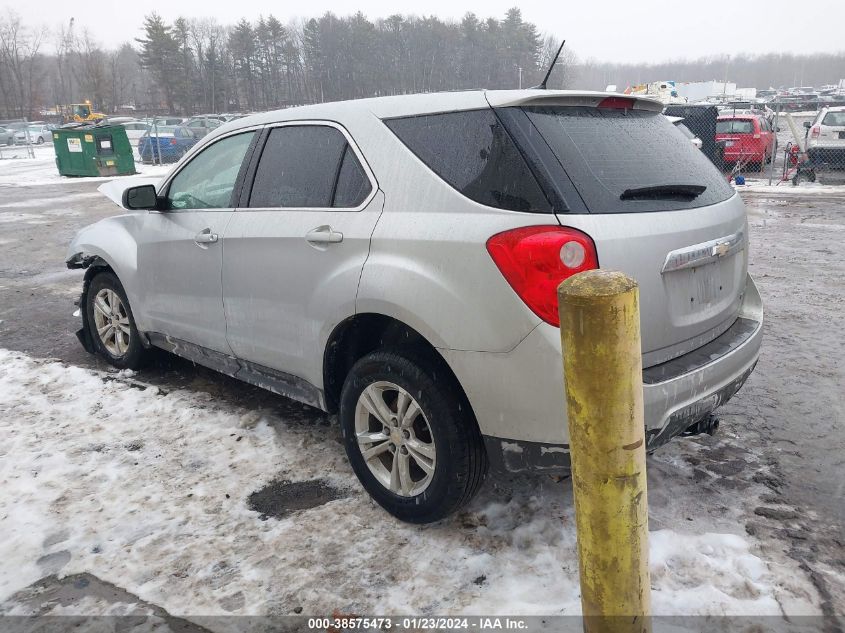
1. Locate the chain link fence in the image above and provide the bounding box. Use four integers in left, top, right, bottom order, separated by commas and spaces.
666, 91, 845, 187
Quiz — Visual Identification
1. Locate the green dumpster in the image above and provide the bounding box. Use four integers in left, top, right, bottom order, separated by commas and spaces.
54, 124, 136, 177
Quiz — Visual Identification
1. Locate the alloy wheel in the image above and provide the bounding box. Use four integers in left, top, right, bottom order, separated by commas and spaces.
354, 381, 436, 497
92, 288, 131, 356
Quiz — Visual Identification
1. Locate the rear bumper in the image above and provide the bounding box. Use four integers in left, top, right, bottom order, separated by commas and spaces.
722, 148, 766, 162
442, 273, 763, 474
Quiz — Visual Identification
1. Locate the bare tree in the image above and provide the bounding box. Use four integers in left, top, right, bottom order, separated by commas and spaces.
0, 10, 47, 118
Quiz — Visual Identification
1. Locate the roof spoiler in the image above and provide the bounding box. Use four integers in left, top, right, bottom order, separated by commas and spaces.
485, 90, 664, 113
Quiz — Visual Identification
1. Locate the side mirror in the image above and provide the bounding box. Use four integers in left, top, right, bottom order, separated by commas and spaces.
122, 184, 159, 210
803, 121, 812, 129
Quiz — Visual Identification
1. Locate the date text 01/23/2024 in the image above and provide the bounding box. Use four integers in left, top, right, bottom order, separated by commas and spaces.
306, 617, 529, 630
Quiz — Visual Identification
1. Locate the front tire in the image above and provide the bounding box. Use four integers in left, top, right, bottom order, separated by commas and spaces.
86, 272, 148, 369
339, 350, 487, 524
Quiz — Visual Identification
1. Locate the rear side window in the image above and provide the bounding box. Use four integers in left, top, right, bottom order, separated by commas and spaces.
333, 145, 372, 207
523, 106, 734, 213
249, 126, 347, 208
716, 120, 755, 134
822, 111, 845, 126
385, 109, 551, 213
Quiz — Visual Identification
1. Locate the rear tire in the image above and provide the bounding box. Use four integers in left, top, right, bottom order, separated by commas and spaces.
339, 350, 487, 523
86, 272, 148, 370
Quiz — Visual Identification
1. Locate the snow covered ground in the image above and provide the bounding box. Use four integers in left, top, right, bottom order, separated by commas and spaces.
0, 348, 820, 619
734, 179, 845, 195
0, 144, 172, 187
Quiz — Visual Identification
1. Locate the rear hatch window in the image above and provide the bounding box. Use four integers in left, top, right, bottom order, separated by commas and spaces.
821, 112, 845, 126
716, 120, 755, 134
522, 106, 734, 213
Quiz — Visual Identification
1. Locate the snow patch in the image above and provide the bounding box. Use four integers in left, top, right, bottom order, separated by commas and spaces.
0, 144, 171, 187
0, 349, 820, 616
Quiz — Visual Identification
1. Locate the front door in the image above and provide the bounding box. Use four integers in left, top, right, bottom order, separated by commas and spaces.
136, 130, 257, 354
222, 123, 382, 387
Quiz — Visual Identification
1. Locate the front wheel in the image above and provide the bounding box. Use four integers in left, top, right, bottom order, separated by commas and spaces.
339, 350, 487, 523
86, 272, 148, 369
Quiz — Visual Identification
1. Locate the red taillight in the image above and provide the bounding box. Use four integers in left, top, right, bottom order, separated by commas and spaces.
811, 125, 820, 139
170, 138, 178, 145
486, 226, 599, 327
598, 96, 635, 110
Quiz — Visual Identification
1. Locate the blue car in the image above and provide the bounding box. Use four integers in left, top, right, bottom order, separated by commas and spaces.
138, 125, 198, 163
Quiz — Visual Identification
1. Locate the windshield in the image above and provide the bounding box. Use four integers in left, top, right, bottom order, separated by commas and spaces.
520, 106, 733, 213
717, 120, 755, 134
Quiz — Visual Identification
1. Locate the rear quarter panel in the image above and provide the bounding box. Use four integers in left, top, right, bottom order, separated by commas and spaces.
347, 109, 551, 353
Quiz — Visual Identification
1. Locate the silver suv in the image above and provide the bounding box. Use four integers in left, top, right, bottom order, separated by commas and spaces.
67, 90, 763, 523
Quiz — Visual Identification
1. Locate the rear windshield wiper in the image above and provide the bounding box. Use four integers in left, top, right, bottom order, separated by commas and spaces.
620, 184, 706, 201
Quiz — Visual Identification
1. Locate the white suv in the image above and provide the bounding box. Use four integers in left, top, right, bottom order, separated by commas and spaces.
806, 106, 845, 167
67, 90, 763, 523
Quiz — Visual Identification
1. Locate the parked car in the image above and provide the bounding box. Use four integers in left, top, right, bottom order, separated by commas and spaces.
67, 90, 763, 523
121, 121, 151, 146
715, 115, 777, 169
137, 125, 197, 163
184, 115, 224, 138
804, 106, 845, 168
0, 126, 14, 145
14, 124, 52, 144
149, 117, 186, 126
106, 116, 138, 125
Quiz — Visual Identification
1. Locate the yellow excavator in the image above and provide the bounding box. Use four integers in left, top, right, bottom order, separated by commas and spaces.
60, 101, 105, 123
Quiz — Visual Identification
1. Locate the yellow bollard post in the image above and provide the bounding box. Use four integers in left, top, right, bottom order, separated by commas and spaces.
558, 270, 651, 633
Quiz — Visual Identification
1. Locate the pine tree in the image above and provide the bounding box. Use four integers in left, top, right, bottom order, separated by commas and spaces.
136, 13, 179, 113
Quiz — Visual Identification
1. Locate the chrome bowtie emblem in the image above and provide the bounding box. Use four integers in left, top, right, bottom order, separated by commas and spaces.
711, 242, 731, 257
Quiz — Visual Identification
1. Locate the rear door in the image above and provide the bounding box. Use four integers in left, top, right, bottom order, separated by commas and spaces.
136, 130, 257, 353
222, 121, 382, 386
504, 102, 747, 366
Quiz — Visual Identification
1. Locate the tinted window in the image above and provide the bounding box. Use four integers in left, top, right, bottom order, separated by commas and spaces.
523, 106, 734, 213
333, 146, 372, 207
167, 132, 255, 210
716, 120, 755, 134
386, 109, 551, 213
249, 126, 347, 208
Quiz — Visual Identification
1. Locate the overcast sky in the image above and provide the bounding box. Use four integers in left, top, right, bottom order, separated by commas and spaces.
11, 0, 844, 63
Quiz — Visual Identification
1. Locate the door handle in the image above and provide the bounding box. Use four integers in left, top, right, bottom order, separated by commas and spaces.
194, 229, 219, 246
305, 225, 343, 244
